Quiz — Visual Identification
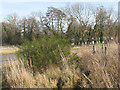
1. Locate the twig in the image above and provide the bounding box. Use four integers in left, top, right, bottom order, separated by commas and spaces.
82, 73, 93, 85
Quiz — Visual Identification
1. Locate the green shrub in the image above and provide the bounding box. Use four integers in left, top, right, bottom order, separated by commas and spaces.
18, 35, 71, 70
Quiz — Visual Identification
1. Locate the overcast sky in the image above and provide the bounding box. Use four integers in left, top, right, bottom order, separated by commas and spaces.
0, 0, 118, 21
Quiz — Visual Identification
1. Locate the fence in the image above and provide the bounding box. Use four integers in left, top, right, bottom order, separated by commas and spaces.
72, 40, 108, 55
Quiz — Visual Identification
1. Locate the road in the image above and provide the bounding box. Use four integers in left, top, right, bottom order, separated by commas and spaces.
0, 54, 17, 65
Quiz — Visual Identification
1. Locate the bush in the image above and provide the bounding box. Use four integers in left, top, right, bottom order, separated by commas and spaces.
18, 34, 71, 70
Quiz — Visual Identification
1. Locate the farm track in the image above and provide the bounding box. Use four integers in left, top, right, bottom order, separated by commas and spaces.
1, 54, 17, 66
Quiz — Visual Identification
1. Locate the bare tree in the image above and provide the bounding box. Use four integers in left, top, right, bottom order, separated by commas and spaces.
46, 7, 66, 33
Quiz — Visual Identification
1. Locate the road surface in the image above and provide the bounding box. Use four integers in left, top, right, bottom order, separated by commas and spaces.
0, 54, 17, 66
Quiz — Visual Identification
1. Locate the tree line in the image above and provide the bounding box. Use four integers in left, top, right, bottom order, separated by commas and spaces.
2, 4, 118, 45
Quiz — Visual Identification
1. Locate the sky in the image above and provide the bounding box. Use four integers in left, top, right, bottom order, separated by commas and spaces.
0, 0, 119, 21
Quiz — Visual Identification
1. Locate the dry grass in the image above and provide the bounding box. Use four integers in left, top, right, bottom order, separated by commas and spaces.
72, 42, 118, 88
2, 59, 80, 88
0, 46, 19, 54
2, 42, 119, 88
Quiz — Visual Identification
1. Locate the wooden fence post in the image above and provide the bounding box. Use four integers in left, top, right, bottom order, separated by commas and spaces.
102, 44, 103, 53
93, 45, 95, 54
105, 47, 107, 55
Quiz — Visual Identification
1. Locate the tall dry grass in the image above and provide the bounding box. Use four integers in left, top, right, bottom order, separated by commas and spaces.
74, 42, 118, 88
2, 42, 119, 88
2, 52, 80, 88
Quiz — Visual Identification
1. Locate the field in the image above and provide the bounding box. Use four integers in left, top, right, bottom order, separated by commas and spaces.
0, 46, 19, 55
2, 42, 119, 88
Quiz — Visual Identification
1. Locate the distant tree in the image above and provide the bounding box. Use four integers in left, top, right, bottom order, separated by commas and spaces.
92, 6, 117, 42
2, 14, 22, 45
46, 7, 66, 33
